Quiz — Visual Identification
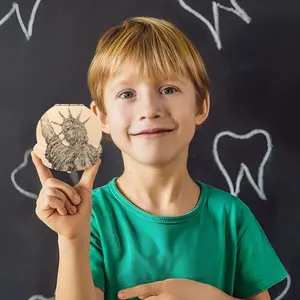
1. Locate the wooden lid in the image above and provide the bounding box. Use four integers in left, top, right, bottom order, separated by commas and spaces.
33, 104, 102, 172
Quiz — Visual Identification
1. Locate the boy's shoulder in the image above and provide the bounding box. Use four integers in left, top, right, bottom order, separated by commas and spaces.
90, 179, 120, 222
92, 180, 113, 198
198, 180, 248, 212
91, 178, 115, 206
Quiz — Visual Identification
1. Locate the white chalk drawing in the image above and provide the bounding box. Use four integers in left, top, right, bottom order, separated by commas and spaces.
0, 0, 42, 41
11, 148, 79, 201
274, 274, 291, 300
213, 129, 291, 298
213, 129, 272, 200
11, 148, 38, 199
28, 295, 55, 300
178, 0, 251, 50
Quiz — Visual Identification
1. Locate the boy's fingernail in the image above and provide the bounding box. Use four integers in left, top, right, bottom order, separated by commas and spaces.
73, 194, 81, 204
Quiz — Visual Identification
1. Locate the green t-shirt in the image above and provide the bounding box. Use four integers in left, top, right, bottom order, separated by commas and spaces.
90, 178, 287, 300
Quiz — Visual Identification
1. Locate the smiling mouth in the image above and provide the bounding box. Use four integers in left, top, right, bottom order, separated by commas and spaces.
131, 128, 174, 137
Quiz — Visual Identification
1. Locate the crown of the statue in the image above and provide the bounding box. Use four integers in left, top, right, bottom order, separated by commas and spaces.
62, 116, 85, 129
51, 107, 90, 132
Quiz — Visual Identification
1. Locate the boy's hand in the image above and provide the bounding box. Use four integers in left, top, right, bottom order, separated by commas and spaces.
118, 279, 233, 300
31, 152, 101, 240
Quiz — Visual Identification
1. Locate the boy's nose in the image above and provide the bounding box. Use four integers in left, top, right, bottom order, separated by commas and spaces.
139, 105, 163, 120
138, 94, 164, 120
140, 110, 162, 120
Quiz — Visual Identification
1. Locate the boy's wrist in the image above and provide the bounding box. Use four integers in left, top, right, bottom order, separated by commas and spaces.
58, 234, 90, 250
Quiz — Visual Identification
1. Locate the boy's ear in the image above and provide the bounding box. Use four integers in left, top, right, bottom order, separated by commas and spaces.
90, 101, 110, 134
195, 93, 210, 126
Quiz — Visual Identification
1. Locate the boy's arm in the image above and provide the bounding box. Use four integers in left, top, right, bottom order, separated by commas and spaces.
95, 287, 104, 300
55, 236, 104, 300
233, 200, 287, 299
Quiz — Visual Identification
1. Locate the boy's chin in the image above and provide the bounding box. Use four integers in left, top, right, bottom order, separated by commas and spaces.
131, 152, 180, 166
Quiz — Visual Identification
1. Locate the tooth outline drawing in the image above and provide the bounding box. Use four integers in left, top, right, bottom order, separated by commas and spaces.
11, 148, 80, 201
213, 129, 272, 200
0, 0, 42, 41
11, 148, 38, 199
28, 295, 55, 300
178, 0, 251, 50
274, 273, 291, 300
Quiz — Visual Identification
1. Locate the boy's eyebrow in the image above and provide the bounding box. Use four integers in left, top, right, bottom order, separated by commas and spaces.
168, 78, 187, 85
108, 77, 188, 92
108, 79, 133, 92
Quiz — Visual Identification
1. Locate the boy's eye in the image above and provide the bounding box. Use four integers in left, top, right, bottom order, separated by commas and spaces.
161, 87, 178, 95
119, 91, 134, 99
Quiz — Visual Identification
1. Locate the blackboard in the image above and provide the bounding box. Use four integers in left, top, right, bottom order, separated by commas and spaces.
1, 0, 299, 299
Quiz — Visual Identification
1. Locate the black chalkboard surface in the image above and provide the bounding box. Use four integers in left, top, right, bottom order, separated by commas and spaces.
1, 1, 299, 299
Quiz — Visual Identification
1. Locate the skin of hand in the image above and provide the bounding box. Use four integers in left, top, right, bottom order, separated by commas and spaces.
31, 151, 101, 240
118, 278, 234, 300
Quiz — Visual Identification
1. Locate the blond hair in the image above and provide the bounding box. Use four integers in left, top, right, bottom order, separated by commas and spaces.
87, 16, 210, 114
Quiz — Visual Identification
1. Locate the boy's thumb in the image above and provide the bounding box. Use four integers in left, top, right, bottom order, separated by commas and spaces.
78, 159, 101, 191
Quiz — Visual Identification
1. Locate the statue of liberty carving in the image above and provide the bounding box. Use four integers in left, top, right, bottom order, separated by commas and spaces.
40, 107, 102, 172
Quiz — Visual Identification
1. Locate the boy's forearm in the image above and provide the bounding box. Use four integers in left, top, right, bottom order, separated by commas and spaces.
220, 292, 242, 300
55, 236, 97, 300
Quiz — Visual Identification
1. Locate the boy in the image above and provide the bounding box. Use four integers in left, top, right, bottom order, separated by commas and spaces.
32, 17, 287, 300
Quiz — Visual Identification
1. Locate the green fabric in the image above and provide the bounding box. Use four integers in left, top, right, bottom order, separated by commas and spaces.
90, 178, 287, 300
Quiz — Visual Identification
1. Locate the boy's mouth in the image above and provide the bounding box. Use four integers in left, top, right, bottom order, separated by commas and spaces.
131, 127, 174, 136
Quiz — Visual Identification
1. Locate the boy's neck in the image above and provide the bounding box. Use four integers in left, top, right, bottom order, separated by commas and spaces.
116, 152, 200, 216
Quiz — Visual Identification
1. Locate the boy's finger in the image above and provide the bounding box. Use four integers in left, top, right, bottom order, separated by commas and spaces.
39, 196, 67, 216
118, 282, 162, 299
78, 159, 101, 191
43, 188, 78, 214
31, 151, 53, 185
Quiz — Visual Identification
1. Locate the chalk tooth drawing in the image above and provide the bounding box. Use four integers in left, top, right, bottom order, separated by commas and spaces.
274, 273, 291, 300
214, 129, 291, 298
11, 148, 38, 199
213, 129, 272, 200
28, 295, 55, 300
11, 148, 80, 200
178, 0, 251, 50
0, 0, 42, 41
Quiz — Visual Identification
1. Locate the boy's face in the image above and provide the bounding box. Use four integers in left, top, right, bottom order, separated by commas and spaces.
92, 64, 209, 166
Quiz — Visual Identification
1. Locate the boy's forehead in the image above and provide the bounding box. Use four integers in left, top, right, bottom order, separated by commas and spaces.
106, 63, 188, 89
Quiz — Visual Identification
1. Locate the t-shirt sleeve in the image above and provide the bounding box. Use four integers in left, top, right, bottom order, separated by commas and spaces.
233, 200, 288, 299
90, 210, 105, 292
